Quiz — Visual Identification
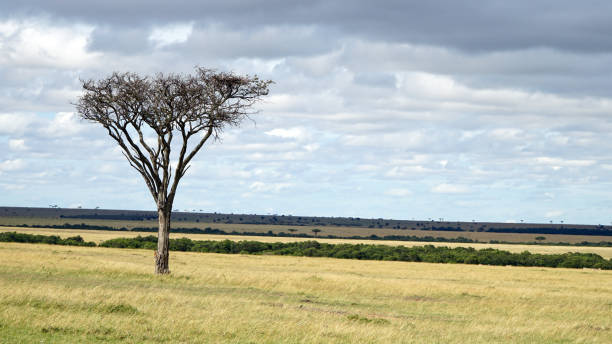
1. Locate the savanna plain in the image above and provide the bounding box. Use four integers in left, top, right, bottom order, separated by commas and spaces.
1, 236, 611, 343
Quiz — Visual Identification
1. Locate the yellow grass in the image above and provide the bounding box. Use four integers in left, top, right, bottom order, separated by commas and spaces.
2, 226, 612, 259
0, 242, 611, 343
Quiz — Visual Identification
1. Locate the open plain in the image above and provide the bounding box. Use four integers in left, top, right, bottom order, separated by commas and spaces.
1, 240, 611, 343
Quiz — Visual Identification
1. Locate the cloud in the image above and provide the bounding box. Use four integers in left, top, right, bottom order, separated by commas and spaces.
1, 183, 25, 190
89, 26, 150, 54
545, 210, 564, 218
248, 181, 293, 193
265, 127, 310, 141
0, 18, 98, 69
384, 188, 412, 197
0, 158, 26, 172
0, 113, 36, 135
0, 2, 611, 223
149, 22, 193, 48
431, 184, 470, 194
534, 157, 597, 168
39, 112, 87, 137
185, 24, 335, 60
8, 139, 27, 151
4, 1, 612, 53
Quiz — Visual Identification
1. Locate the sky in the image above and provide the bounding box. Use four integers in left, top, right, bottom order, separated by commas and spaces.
1, 1, 612, 225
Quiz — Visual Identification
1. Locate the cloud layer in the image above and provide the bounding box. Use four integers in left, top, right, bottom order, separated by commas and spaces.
1, 2, 612, 224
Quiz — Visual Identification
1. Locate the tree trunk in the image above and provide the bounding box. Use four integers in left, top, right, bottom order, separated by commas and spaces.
155, 207, 171, 274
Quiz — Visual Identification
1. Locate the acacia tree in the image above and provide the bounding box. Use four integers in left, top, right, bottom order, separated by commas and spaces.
76, 68, 271, 274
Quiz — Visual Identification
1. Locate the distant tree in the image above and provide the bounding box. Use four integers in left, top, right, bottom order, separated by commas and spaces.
535, 236, 546, 242
76, 68, 271, 274
311, 228, 321, 237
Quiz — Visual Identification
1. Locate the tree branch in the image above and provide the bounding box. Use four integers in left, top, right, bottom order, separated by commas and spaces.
76, 68, 272, 211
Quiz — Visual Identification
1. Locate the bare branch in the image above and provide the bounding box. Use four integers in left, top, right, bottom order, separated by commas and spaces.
76, 68, 272, 211
76, 67, 271, 274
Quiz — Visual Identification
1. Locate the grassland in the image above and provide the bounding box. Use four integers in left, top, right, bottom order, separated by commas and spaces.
2, 226, 612, 260
1, 216, 611, 245
0, 242, 611, 343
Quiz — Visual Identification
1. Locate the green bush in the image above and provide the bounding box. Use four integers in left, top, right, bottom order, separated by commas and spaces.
0, 232, 95, 247
99, 235, 157, 249
95, 237, 612, 270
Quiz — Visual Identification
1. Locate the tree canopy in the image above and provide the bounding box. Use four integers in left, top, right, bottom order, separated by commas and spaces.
76, 68, 271, 206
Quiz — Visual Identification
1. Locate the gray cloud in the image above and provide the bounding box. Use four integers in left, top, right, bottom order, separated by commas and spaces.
88, 26, 151, 54
4, 1, 612, 53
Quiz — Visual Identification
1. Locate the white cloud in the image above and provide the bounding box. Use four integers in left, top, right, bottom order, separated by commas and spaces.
0, 20, 19, 36
265, 127, 310, 141
397, 72, 461, 99
40, 112, 86, 137
431, 183, 469, 194
1, 183, 25, 191
0, 159, 26, 172
386, 165, 430, 177
534, 157, 596, 167
97, 163, 119, 174
248, 181, 292, 193
489, 128, 523, 140
149, 22, 194, 48
545, 210, 564, 218
303, 143, 320, 152
384, 188, 412, 197
355, 164, 380, 172
8, 139, 27, 151
342, 131, 428, 148
0, 113, 35, 135
0, 18, 99, 68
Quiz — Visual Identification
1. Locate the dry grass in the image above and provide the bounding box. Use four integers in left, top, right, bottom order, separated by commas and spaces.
2, 226, 612, 260
0, 242, 611, 343
1, 216, 611, 244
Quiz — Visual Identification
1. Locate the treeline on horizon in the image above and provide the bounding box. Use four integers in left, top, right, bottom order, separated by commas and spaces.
4, 222, 612, 247
5, 206, 607, 235
1, 231, 611, 270
46, 214, 612, 237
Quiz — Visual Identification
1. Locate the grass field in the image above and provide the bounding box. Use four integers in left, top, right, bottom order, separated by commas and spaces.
2, 226, 612, 260
1, 216, 611, 244
0, 242, 611, 343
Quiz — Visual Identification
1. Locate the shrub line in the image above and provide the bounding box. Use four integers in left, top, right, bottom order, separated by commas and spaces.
1, 232, 610, 270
